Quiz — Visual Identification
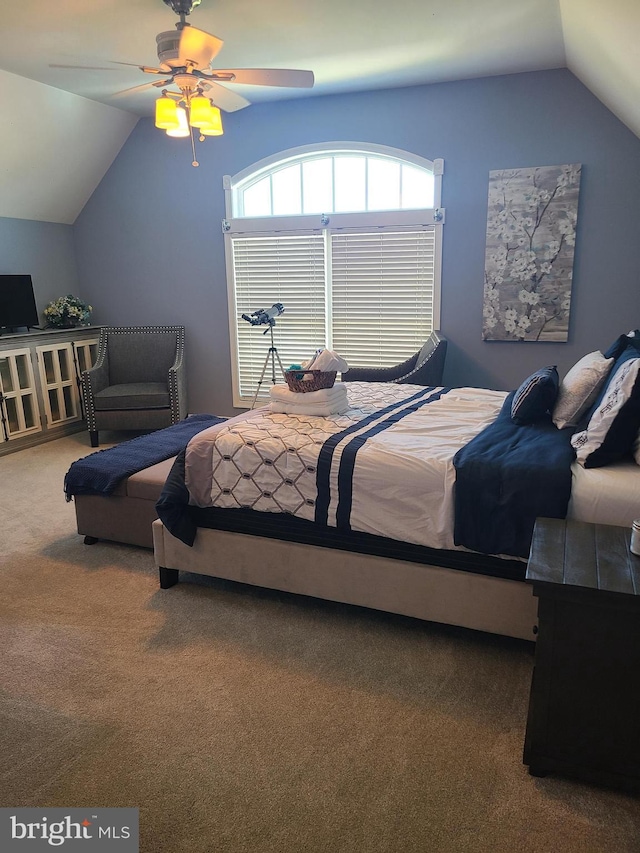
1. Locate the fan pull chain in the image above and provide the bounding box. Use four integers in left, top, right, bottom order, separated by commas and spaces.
188, 117, 199, 167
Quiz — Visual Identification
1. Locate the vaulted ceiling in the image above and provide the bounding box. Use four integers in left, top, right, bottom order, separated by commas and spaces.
1, 0, 638, 224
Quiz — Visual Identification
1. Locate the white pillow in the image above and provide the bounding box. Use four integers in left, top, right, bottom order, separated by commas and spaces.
571, 357, 640, 468
552, 350, 613, 429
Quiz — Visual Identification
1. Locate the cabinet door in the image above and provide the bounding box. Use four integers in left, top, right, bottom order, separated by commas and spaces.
74, 338, 99, 375
36, 342, 79, 426
0, 348, 42, 440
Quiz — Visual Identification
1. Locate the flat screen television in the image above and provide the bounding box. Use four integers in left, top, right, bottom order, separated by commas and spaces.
0, 274, 40, 331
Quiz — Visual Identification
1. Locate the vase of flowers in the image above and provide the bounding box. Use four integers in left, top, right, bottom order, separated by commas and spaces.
44, 294, 92, 328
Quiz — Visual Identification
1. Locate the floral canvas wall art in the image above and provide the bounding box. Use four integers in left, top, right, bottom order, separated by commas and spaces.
482, 164, 581, 341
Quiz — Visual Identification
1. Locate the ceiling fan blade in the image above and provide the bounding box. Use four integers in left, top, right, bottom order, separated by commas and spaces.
109, 81, 168, 99
110, 61, 168, 74
179, 26, 224, 69
109, 61, 156, 68
200, 81, 251, 112
212, 69, 315, 88
49, 64, 123, 71
50, 61, 164, 74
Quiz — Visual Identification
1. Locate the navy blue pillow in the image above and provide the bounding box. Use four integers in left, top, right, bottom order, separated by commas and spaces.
587, 343, 640, 421
573, 353, 640, 468
511, 366, 559, 425
603, 330, 640, 360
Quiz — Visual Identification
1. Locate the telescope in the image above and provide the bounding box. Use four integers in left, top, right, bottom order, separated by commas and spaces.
241, 303, 284, 328
240, 303, 286, 408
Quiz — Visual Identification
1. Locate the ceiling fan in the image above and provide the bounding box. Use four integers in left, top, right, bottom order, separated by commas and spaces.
52, 0, 314, 115
52, 0, 314, 164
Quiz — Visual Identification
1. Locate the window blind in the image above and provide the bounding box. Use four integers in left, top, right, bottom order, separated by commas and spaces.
232, 234, 326, 399
331, 229, 435, 367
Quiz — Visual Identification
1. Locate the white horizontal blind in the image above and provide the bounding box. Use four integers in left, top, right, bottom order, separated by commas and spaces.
232, 234, 326, 399
330, 229, 435, 367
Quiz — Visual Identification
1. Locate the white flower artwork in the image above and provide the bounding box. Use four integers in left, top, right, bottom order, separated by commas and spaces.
482, 164, 581, 341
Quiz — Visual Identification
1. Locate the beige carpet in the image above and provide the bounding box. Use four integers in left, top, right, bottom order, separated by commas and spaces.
0, 432, 638, 853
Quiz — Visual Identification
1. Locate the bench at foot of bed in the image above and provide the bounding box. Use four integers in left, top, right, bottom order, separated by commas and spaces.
74, 457, 177, 548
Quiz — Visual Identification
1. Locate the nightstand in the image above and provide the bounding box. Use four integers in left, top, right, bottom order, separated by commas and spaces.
523, 517, 640, 791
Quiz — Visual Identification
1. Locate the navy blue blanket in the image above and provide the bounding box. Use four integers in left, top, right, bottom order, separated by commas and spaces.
64, 414, 225, 500
453, 392, 575, 558
156, 450, 197, 545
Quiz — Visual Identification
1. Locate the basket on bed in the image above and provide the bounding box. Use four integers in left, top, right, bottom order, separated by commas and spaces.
284, 370, 337, 393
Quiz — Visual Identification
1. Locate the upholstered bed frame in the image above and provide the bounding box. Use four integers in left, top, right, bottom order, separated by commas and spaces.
74, 455, 538, 641
152, 520, 538, 641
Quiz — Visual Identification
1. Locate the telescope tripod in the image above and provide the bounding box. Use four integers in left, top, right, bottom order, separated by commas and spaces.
251, 324, 286, 409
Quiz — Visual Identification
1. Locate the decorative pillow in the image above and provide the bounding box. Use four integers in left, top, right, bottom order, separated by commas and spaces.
511, 366, 559, 425
552, 351, 613, 429
588, 342, 640, 420
571, 356, 640, 468
603, 330, 640, 360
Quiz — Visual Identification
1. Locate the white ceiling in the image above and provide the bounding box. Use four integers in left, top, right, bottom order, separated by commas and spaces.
1, 0, 639, 224
0, 0, 567, 114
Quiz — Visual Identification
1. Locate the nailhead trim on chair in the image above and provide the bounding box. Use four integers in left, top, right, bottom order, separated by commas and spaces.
82, 369, 97, 433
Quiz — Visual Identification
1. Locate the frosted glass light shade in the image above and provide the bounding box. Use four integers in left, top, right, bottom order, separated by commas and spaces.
199, 105, 224, 136
189, 95, 216, 128
155, 96, 179, 129
166, 107, 189, 137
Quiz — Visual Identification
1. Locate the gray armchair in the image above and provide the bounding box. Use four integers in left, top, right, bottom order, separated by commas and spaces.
341, 331, 447, 386
82, 325, 186, 447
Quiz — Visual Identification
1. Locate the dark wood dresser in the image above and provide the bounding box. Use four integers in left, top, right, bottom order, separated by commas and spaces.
523, 517, 640, 791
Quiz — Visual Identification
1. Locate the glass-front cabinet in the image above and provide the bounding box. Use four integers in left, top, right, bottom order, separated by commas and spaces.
0, 328, 100, 454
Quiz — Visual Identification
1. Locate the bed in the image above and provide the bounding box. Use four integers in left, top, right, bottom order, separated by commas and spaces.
153, 372, 640, 641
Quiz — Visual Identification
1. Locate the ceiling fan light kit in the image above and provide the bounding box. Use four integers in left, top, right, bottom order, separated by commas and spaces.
154, 84, 225, 165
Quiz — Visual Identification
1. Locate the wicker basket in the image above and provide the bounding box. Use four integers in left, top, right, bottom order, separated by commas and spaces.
284, 370, 337, 393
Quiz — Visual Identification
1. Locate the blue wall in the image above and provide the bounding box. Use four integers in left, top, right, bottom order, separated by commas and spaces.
0, 217, 80, 327
74, 69, 640, 415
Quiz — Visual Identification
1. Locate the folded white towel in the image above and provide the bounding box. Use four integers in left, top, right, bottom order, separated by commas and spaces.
270, 399, 350, 417
302, 349, 349, 373
270, 383, 347, 405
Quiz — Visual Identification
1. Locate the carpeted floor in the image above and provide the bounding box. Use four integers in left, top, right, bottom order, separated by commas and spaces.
0, 431, 638, 852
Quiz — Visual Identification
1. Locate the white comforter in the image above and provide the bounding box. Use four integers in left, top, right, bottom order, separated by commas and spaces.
185, 382, 507, 551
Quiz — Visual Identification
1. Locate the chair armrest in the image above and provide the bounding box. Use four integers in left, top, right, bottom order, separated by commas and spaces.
82, 349, 109, 395
168, 347, 187, 420
397, 336, 447, 386
342, 353, 418, 383
81, 349, 109, 433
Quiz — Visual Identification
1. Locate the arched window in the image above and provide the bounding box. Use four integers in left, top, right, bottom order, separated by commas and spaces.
223, 142, 444, 407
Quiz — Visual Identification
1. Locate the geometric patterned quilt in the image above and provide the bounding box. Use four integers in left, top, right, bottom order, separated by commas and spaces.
185, 382, 507, 550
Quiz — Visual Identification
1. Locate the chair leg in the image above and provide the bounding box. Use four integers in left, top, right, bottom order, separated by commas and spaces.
90, 430, 99, 447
